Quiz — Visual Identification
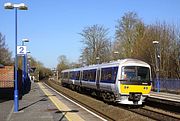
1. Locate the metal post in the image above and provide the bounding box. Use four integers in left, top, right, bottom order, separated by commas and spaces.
113, 51, 119, 60
4, 2, 28, 113
57, 70, 58, 81
14, 7, 19, 112
22, 42, 24, 94
22, 41, 27, 94
24, 54, 27, 80
153, 40, 160, 92
157, 46, 160, 92
96, 57, 100, 64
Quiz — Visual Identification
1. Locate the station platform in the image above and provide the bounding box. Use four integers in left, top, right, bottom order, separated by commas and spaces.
150, 91, 180, 103
1, 82, 106, 121
2, 82, 68, 121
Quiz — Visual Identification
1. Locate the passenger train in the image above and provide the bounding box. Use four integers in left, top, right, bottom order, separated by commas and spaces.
61, 59, 152, 105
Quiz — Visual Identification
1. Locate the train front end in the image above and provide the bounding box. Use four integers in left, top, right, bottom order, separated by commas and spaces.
117, 61, 152, 105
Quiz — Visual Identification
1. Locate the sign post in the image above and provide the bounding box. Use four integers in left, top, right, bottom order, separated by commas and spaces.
17, 46, 27, 94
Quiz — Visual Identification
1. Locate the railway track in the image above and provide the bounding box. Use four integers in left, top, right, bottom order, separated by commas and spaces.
45, 80, 115, 121
45, 80, 180, 121
129, 107, 180, 121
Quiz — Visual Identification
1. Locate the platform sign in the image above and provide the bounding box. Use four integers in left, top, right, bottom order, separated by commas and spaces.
17, 46, 27, 55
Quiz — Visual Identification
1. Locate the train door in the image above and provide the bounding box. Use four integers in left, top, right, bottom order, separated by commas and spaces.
96, 69, 101, 90
80, 71, 83, 86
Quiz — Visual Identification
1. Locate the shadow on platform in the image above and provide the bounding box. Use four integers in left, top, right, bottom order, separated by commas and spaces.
0, 88, 14, 103
18, 97, 48, 111
56, 109, 79, 121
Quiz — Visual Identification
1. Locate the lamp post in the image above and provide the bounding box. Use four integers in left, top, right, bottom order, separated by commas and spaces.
22, 39, 29, 94
113, 51, 119, 60
96, 57, 100, 64
26, 51, 31, 92
27, 54, 31, 74
153, 40, 160, 92
4, 2, 28, 112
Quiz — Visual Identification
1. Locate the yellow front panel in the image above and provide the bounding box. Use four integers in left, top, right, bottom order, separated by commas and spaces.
120, 84, 151, 94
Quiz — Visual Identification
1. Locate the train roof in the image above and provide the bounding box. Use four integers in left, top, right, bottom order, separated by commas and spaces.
117, 58, 150, 67
84, 58, 149, 67
61, 59, 150, 73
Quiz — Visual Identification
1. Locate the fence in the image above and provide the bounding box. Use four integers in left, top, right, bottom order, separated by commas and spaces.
152, 79, 180, 93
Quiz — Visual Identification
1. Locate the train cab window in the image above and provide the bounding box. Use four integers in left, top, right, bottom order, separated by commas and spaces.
121, 66, 150, 81
137, 67, 150, 81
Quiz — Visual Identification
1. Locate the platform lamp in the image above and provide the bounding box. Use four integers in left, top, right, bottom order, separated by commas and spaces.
96, 57, 100, 64
26, 51, 31, 75
22, 39, 29, 94
25, 51, 31, 92
113, 51, 119, 60
153, 40, 160, 92
4, 2, 28, 112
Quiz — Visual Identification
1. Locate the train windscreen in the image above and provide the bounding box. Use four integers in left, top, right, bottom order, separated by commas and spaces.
121, 66, 150, 82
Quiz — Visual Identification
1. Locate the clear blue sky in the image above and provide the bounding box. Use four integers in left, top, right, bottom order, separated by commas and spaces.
0, 0, 180, 68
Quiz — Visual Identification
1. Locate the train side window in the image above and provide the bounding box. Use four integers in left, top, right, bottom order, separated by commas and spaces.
61, 73, 64, 79
64, 72, 68, 79
74, 71, 80, 80
101, 67, 117, 83
70, 72, 74, 79
101, 68, 111, 82
77, 71, 80, 80
92, 69, 96, 81
82, 69, 96, 81
83, 71, 85, 80
88, 70, 91, 81
89, 69, 96, 81
80, 71, 83, 80
112, 67, 118, 83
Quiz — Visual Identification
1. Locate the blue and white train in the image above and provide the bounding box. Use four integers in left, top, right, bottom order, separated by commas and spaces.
61, 59, 152, 105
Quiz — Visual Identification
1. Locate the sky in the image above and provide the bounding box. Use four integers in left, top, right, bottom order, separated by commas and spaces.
0, 0, 180, 68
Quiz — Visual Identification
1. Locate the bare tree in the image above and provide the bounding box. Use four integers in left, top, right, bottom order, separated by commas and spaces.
80, 24, 111, 65
28, 56, 52, 80
147, 22, 180, 78
114, 12, 180, 79
0, 33, 12, 65
56, 55, 69, 73
171, 26, 180, 78
115, 12, 142, 58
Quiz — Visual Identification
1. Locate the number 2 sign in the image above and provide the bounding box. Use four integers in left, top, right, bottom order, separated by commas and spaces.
17, 46, 27, 55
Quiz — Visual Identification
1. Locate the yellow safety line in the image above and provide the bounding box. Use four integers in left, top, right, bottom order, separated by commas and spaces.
38, 83, 84, 121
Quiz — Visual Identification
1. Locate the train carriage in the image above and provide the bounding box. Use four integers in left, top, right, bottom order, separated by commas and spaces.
61, 59, 152, 105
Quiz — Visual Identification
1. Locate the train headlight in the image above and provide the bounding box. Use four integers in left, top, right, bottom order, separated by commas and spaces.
124, 86, 129, 89
144, 87, 148, 90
